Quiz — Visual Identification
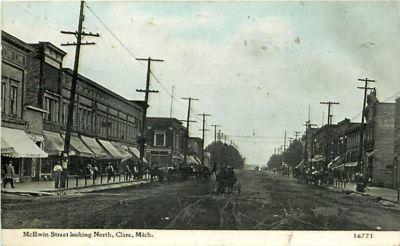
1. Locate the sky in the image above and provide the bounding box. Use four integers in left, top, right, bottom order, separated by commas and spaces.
2, 1, 400, 165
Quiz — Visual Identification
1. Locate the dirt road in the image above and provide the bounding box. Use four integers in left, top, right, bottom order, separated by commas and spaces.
2, 170, 400, 230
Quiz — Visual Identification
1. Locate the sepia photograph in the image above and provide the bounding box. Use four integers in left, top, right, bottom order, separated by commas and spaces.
1, 1, 400, 245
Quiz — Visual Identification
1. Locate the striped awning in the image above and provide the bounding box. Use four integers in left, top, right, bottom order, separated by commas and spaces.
80, 135, 110, 159
61, 134, 94, 158
98, 139, 124, 159
43, 131, 75, 156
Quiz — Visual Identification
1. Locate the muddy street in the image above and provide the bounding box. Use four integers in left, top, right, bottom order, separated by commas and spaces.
2, 170, 400, 230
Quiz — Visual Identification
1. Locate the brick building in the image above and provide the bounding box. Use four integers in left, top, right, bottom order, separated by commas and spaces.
1, 31, 145, 180
311, 118, 359, 167
1, 31, 48, 181
363, 90, 396, 187
145, 117, 186, 168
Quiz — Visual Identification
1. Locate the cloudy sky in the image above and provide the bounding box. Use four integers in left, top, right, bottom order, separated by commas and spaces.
2, 1, 400, 165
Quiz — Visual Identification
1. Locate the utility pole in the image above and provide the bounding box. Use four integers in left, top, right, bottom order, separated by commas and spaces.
320, 101, 339, 163
169, 85, 174, 118
198, 113, 211, 166
135, 57, 164, 167
283, 130, 287, 152
182, 97, 199, 167
320, 101, 339, 125
61, 1, 99, 163
357, 78, 375, 173
303, 118, 317, 165
294, 131, 300, 140
211, 124, 221, 143
288, 137, 294, 148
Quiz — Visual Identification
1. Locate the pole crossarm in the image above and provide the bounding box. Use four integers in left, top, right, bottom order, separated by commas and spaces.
61, 42, 96, 46
61, 30, 100, 37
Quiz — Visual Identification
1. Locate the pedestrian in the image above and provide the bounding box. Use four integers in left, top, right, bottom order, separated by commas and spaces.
3, 162, 15, 188
106, 162, 114, 182
53, 161, 63, 189
86, 163, 93, 178
60, 158, 68, 188
125, 164, 132, 180
92, 165, 99, 180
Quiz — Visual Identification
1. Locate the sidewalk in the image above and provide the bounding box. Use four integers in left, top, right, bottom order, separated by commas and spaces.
2, 175, 150, 195
329, 180, 399, 203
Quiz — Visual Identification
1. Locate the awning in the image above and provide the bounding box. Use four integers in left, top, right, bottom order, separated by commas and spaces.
1, 127, 48, 158
312, 154, 325, 162
127, 146, 148, 163
111, 141, 132, 161
295, 160, 304, 169
332, 162, 358, 170
332, 164, 345, 171
98, 139, 125, 159
61, 134, 94, 158
344, 162, 358, 167
1, 138, 14, 154
186, 155, 200, 165
43, 131, 75, 156
80, 135, 110, 159
327, 156, 341, 169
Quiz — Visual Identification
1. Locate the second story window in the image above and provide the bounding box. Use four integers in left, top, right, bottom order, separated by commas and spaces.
154, 131, 166, 147
10, 85, 18, 116
44, 95, 59, 123
1, 82, 6, 114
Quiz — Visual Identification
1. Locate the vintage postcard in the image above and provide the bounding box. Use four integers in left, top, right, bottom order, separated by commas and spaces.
1, 1, 400, 245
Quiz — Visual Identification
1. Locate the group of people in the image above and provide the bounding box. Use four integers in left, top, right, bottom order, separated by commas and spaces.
215, 166, 240, 194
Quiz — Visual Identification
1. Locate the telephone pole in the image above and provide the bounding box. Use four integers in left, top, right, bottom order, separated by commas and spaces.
320, 101, 339, 125
211, 124, 221, 143
283, 130, 287, 152
198, 113, 211, 166
320, 101, 339, 162
294, 131, 300, 140
303, 118, 317, 165
357, 78, 375, 173
288, 137, 294, 148
61, 1, 99, 161
182, 97, 198, 167
135, 57, 164, 167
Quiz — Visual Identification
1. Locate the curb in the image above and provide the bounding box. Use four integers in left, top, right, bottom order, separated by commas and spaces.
1, 180, 151, 196
327, 186, 400, 205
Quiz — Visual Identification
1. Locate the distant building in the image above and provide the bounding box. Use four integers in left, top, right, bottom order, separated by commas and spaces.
145, 117, 186, 168
363, 90, 396, 187
312, 118, 359, 164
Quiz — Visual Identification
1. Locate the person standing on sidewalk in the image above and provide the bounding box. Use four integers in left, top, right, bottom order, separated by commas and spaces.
3, 162, 15, 188
60, 158, 68, 188
92, 165, 99, 180
106, 162, 114, 182
125, 164, 132, 180
53, 162, 63, 189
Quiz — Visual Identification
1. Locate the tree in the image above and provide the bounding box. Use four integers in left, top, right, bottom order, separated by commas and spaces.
206, 142, 245, 170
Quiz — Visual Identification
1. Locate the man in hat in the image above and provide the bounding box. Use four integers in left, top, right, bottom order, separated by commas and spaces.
3, 162, 15, 188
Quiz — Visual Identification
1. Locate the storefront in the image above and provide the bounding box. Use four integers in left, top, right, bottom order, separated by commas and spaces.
80, 135, 111, 173
60, 133, 95, 175
1, 127, 48, 182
